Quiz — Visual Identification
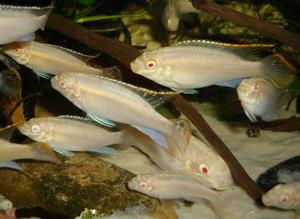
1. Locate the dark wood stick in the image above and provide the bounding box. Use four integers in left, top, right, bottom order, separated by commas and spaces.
258, 116, 300, 131
192, 0, 300, 50
46, 13, 263, 202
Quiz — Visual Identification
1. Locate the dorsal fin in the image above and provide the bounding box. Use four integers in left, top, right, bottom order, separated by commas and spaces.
0, 2, 54, 16
97, 76, 179, 108
176, 40, 275, 61
57, 115, 91, 122
44, 43, 100, 61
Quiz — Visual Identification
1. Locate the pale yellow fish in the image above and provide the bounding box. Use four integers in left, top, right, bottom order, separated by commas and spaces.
130, 40, 292, 92
18, 116, 122, 156
0, 138, 57, 170
0, 3, 53, 44
162, 0, 198, 31
262, 182, 300, 210
237, 77, 285, 122
3, 41, 104, 78
51, 72, 189, 150
122, 125, 232, 190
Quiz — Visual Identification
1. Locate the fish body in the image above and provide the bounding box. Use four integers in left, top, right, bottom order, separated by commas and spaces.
122, 125, 232, 190
18, 117, 124, 154
130, 40, 290, 90
262, 182, 300, 210
128, 173, 219, 203
237, 77, 283, 122
0, 4, 53, 44
257, 155, 300, 190
50, 72, 184, 145
162, 0, 198, 31
3, 41, 102, 76
0, 138, 57, 170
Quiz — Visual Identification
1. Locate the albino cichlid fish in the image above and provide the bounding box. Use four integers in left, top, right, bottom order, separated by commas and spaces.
262, 182, 300, 210
237, 77, 285, 122
122, 124, 232, 190
0, 138, 57, 171
0, 3, 53, 45
162, 0, 198, 31
51, 72, 190, 150
130, 40, 292, 92
18, 116, 122, 156
3, 41, 109, 79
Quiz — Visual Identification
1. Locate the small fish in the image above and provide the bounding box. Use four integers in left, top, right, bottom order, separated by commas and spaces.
162, 0, 198, 31
0, 3, 53, 44
122, 124, 232, 190
130, 40, 292, 92
0, 138, 57, 170
51, 72, 190, 150
262, 182, 300, 210
257, 155, 300, 190
3, 41, 108, 79
128, 173, 220, 202
237, 77, 285, 122
17, 116, 122, 156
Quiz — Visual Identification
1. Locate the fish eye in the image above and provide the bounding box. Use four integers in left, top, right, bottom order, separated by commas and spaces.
281, 196, 288, 203
139, 182, 148, 189
199, 164, 209, 174
254, 83, 259, 92
146, 60, 156, 70
13, 48, 21, 53
59, 80, 67, 89
31, 124, 41, 133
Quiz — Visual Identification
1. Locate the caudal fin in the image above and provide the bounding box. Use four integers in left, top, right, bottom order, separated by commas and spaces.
31, 143, 58, 162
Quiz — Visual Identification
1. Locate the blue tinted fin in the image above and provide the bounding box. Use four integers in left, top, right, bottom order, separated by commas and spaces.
53, 148, 75, 157
133, 125, 168, 150
0, 161, 22, 171
34, 71, 52, 79
87, 114, 116, 127
87, 146, 117, 156
18, 33, 35, 42
216, 78, 244, 88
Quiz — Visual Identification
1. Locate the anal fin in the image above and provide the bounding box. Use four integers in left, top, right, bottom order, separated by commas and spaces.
87, 146, 117, 156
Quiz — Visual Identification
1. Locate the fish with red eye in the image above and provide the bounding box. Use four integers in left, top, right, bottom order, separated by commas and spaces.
13, 48, 21, 53
190, 160, 209, 175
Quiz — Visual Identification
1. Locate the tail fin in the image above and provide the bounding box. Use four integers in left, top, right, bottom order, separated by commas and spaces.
261, 54, 293, 75
30, 143, 58, 163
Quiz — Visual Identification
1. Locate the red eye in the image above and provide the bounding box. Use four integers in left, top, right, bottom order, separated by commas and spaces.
146, 60, 156, 70
199, 164, 209, 174
282, 196, 288, 202
254, 83, 259, 91
14, 48, 21, 53
139, 182, 147, 189
59, 80, 67, 88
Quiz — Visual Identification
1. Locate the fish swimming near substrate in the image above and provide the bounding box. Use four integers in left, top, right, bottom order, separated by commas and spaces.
3, 41, 111, 79
237, 77, 286, 123
51, 72, 190, 150
130, 40, 292, 92
0, 3, 53, 45
0, 138, 57, 171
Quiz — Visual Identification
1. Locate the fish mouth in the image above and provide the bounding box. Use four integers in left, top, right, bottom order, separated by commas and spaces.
17, 122, 30, 136
127, 177, 139, 190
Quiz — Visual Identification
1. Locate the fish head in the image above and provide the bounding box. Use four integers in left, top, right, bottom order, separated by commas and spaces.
183, 136, 233, 190
128, 175, 156, 195
130, 50, 171, 86
18, 118, 52, 143
237, 78, 264, 106
161, 2, 180, 31
262, 183, 299, 210
51, 72, 82, 108
3, 42, 31, 65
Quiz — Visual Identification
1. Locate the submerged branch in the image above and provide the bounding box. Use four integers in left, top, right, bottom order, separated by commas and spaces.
46, 13, 263, 202
192, 0, 300, 50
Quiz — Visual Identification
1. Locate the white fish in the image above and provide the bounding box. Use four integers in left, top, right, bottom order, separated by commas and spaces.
3, 41, 108, 79
0, 138, 57, 170
0, 3, 53, 45
122, 124, 232, 190
162, 0, 198, 31
50, 72, 190, 149
262, 182, 300, 210
237, 77, 284, 122
18, 116, 122, 156
130, 40, 291, 92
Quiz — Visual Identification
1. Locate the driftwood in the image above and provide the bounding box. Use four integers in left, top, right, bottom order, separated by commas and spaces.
192, 0, 300, 50
46, 13, 263, 202
258, 116, 300, 131
0, 154, 164, 218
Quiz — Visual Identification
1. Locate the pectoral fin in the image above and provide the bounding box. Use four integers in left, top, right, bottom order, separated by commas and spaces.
216, 78, 244, 88
34, 71, 52, 79
53, 148, 75, 157
170, 119, 191, 153
244, 110, 258, 123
